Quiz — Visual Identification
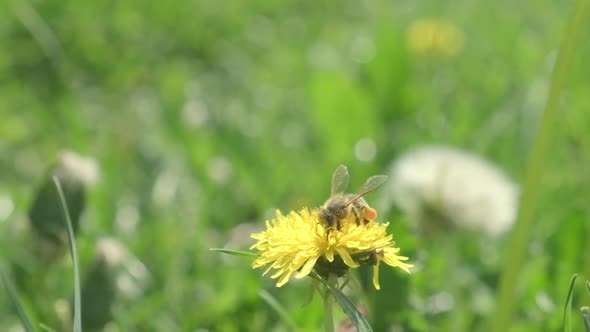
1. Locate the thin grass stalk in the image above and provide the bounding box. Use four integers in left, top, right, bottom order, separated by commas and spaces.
53, 177, 82, 332
491, 1, 590, 331
0, 263, 36, 332
563, 274, 578, 332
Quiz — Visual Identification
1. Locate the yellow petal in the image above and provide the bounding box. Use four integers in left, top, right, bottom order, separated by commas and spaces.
271, 268, 286, 279
296, 257, 318, 279
325, 250, 334, 262
336, 248, 359, 268
276, 270, 294, 287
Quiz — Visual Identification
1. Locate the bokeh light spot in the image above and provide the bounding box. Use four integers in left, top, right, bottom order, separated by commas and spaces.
354, 137, 377, 162
0, 193, 14, 222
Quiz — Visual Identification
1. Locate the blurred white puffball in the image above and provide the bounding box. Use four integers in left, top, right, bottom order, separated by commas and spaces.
387, 145, 519, 236
56, 151, 100, 186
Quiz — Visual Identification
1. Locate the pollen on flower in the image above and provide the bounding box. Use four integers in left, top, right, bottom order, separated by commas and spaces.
250, 208, 412, 289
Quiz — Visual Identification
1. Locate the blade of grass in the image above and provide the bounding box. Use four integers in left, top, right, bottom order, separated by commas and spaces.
258, 289, 298, 332
581, 307, 590, 332
39, 323, 57, 332
53, 177, 82, 332
491, 1, 589, 331
586, 280, 590, 295
210, 248, 259, 258
563, 274, 578, 332
310, 271, 373, 332
0, 262, 36, 332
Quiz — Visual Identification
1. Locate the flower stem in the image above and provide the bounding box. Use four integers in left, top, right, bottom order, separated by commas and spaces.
323, 273, 335, 332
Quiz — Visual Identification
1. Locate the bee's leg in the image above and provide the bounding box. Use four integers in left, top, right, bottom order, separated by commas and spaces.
362, 207, 374, 224
357, 250, 375, 265
358, 206, 370, 224
370, 250, 384, 265
354, 203, 370, 224
328, 216, 339, 230
370, 251, 378, 265
333, 216, 342, 230
351, 208, 361, 225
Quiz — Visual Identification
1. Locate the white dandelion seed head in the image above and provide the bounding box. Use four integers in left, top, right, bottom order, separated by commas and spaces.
387, 145, 519, 236
96, 237, 128, 266
56, 151, 100, 186
95, 237, 150, 299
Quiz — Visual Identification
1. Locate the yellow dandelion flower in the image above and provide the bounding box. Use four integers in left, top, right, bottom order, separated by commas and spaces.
406, 18, 464, 56
250, 208, 412, 289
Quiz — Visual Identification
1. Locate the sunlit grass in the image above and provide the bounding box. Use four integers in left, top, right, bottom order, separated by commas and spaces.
1, 0, 589, 330
491, 1, 590, 330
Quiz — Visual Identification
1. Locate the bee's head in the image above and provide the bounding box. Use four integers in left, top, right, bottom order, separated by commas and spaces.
325, 198, 349, 219
319, 209, 334, 226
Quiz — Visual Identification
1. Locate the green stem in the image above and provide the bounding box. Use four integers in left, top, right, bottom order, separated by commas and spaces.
443, 235, 463, 331
323, 273, 335, 332
491, 1, 589, 331
581, 307, 590, 332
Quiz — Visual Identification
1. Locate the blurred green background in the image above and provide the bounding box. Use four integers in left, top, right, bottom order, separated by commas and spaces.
1, 0, 590, 331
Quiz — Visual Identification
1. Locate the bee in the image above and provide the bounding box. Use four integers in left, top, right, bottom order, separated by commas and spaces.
319, 164, 388, 230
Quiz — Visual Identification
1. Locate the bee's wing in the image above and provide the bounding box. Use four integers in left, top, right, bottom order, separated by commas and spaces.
345, 175, 388, 206
331, 164, 350, 195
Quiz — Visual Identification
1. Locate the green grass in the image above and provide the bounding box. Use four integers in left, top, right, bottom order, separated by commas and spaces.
53, 177, 82, 332
1, 0, 590, 331
0, 262, 36, 332
492, 1, 589, 330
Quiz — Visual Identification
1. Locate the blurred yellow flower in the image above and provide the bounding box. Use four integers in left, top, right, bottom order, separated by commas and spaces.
406, 18, 464, 56
250, 208, 412, 289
